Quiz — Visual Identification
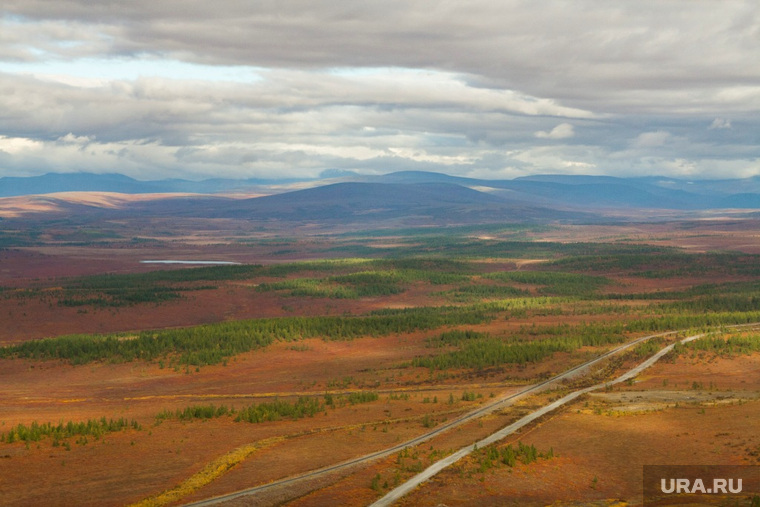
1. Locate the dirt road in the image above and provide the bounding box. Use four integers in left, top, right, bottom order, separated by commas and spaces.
185, 328, 697, 506
369, 331, 708, 506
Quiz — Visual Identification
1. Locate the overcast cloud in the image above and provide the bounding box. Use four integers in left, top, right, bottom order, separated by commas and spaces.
1, 1, 759, 181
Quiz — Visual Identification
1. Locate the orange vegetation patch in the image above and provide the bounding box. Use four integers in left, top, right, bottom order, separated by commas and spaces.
0, 322, 516, 506
385, 353, 760, 507
392, 398, 760, 507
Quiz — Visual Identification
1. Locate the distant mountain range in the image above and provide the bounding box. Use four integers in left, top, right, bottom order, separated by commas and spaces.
3, 171, 760, 227
346, 171, 760, 210
4, 171, 760, 210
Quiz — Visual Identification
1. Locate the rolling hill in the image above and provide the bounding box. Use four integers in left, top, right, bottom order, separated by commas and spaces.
128, 181, 593, 225
4, 171, 760, 230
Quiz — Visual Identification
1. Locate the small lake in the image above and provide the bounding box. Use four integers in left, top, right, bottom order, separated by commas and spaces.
140, 260, 242, 265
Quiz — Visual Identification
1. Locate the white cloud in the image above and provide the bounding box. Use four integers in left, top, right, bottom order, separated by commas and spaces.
709, 118, 732, 129
562, 160, 596, 169
57, 133, 94, 144
0, 135, 42, 154
387, 148, 478, 166
631, 131, 671, 148
535, 123, 575, 139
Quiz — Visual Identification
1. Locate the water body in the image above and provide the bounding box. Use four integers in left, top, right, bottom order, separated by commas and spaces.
140, 260, 242, 265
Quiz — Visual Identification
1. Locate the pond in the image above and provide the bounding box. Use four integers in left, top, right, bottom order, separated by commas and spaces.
140, 260, 241, 265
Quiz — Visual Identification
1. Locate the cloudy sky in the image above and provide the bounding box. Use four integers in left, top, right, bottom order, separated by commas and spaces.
1, 1, 759, 181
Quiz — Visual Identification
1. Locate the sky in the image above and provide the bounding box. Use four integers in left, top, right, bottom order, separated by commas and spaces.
1, 1, 759, 182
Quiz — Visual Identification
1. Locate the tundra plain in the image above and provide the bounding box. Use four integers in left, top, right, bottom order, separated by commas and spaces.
2, 211, 760, 506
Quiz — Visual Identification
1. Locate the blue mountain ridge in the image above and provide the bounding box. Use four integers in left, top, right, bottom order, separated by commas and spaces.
1, 170, 758, 211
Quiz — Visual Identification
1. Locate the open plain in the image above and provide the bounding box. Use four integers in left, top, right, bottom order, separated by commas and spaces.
2, 204, 760, 506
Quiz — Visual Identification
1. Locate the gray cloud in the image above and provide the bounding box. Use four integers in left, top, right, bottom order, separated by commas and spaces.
1, 1, 759, 180
5, 2, 757, 105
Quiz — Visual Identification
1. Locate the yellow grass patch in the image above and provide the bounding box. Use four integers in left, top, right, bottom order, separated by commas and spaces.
129, 436, 285, 507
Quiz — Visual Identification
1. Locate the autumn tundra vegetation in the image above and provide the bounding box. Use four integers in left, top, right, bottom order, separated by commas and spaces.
2, 218, 760, 506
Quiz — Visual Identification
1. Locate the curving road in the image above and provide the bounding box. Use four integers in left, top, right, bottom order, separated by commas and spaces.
184, 327, 699, 506
369, 331, 710, 506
